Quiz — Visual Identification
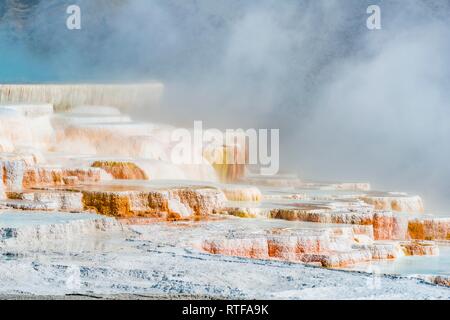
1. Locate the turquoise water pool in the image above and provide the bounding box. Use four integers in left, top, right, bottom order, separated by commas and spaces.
346, 246, 450, 276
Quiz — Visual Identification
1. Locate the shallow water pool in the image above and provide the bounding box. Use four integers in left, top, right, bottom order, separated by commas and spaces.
345, 246, 450, 276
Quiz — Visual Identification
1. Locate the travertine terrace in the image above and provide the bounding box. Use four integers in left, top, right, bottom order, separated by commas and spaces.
0, 83, 164, 111
0, 88, 449, 299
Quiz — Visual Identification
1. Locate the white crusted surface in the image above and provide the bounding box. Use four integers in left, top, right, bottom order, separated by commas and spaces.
0, 213, 448, 299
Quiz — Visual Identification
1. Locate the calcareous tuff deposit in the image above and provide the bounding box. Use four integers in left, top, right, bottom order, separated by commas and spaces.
0, 89, 448, 299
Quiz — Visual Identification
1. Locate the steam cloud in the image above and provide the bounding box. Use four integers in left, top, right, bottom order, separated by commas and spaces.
1, 0, 450, 212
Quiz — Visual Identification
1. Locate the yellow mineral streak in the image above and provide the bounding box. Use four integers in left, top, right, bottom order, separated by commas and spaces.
81, 190, 167, 218
91, 161, 148, 180
0, 171, 5, 199
221, 185, 262, 202
222, 208, 263, 218
203, 144, 246, 182
407, 218, 450, 240
401, 241, 439, 256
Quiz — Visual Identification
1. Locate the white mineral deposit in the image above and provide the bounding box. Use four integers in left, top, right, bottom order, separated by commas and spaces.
0, 1, 449, 302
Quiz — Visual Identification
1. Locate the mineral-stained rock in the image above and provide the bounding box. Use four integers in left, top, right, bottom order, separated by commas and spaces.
91, 160, 148, 180
269, 206, 331, 222
167, 199, 193, 219
200, 225, 375, 268
0, 96, 447, 286
400, 241, 439, 256
407, 218, 450, 240
22, 166, 104, 189
221, 185, 262, 202
372, 211, 409, 241
82, 190, 162, 218
62, 176, 78, 186
268, 234, 338, 259
266, 236, 301, 260
278, 206, 411, 241
0, 166, 5, 200
299, 250, 372, 268
0, 152, 42, 167
223, 201, 413, 241
202, 238, 270, 259
353, 242, 402, 259
168, 188, 227, 216
1, 158, 27, 191
220, 206, 268, 218
269, 207, 373, 225
225, 203, 342, 222
360, 194, 424, 213
420, 275, 450, 287
203, 144, 246, 183
81, 186, 226, 218
6, 190, 83, 212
